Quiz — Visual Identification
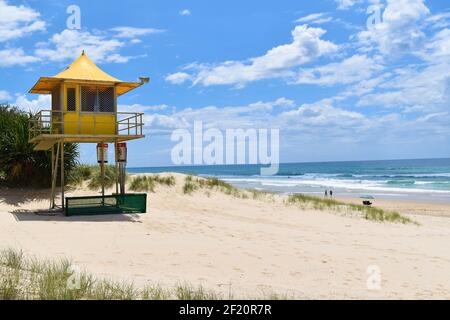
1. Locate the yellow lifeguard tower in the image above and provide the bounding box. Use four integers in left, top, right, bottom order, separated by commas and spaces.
28, 51, 148, 215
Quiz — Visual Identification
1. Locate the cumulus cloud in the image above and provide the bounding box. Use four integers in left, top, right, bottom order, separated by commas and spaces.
137, 97, 450, 152
421, 28, 450, 61
358, 0, 430, 55
165, 72, 192, 84
0, 0, 46, 42
14, 94, 51, 112
34, 29, 129, 63
334, 0, 362, 10
141, 98, 296, 135
166, 25, 338, 87
357, 62, 450, 112
0, 48, 39, 67
295, 54, 383, 86
0, 90, 11, 101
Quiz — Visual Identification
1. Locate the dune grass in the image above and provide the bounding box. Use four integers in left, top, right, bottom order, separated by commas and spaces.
183, 175, 246, 198
129, 174, 176, 192
287, 194, 415, 224
0, 248, 221, 300
67, 164, 95, 186
0, 248, 292, 300
87, 165, 119, 190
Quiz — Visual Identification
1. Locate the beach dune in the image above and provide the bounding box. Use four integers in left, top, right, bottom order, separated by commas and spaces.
0, 173, 449, 299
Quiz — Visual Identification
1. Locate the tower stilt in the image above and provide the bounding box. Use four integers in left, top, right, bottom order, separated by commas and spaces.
61, 141, 65, 211
50, 142, 60, 209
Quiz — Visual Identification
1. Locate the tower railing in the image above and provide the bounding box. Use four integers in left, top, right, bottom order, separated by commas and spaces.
29, 110, 144, 141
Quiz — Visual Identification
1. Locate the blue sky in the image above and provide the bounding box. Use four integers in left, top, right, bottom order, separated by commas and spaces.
0, 0, 449, 166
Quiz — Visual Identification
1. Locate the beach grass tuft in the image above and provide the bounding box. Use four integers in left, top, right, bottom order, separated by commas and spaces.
175, 283, 221, 300
87, 165, 119, 190
182, 175, 245, 198
1, 248, 261, 300
129, 174, 176, 192
67, 164, 95, 186
287, 194, 415, 224
0, 248, 24, 270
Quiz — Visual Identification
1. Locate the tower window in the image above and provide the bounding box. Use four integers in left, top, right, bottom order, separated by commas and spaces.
67, 88, 76, 111
81, 86, 114, 113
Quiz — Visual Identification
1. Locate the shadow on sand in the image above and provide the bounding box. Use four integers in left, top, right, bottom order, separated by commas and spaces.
0, 187, 51, 206
10, 208, 143, 223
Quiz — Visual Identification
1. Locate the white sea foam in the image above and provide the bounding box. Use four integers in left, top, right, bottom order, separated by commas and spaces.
221, 176, 450, 195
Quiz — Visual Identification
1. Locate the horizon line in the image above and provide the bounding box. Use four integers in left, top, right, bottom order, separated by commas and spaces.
126, 157, 450, 169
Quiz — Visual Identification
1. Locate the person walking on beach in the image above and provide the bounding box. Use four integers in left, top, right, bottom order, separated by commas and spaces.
325, 190, 328, 198
330, 190, 333, 198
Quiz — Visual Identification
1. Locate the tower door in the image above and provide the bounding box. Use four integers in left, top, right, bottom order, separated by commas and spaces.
63, 85, 79, 134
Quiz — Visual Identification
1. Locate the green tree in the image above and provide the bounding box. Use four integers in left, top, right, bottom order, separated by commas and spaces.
0, 104, 79, 187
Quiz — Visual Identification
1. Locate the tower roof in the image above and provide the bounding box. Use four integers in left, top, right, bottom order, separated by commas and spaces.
53, 51, 122, 82
29, 51, 147, 96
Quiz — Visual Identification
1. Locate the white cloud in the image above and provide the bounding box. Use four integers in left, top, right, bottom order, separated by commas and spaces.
30, 25, 164, 65
111, 26, 165, 38
34, 29, 129, 64
421, 28, 450, 61
165, 72, 192, 84
180, 9, 191, 16
357, 62, 450, 112
0, 90, 11, 101
0, 48, 39, 67
119, 103, 171, 113
357, 0, 430, 55
426, 12, 450, 29
0, 0, 46, 42
295, 13, 333, 25
139, 97, 450, 149
167, 25, 338, 87
14, 94, 51, 112
141, 98, 296, 135
335, 0, 362, 10
295, 54, 383, 86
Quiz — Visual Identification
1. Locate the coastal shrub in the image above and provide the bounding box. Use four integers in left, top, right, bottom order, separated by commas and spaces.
0, 104, 79, 187
287, 194, 415, 224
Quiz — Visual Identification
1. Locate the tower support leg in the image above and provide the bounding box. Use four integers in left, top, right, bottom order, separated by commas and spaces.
61, 141, 65, 211
50, 142, 60, 209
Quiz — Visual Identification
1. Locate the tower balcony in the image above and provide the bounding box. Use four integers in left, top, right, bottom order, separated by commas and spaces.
29, 110, 145, 150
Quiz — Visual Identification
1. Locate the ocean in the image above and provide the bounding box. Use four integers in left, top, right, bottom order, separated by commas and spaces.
128, 158, 450, 203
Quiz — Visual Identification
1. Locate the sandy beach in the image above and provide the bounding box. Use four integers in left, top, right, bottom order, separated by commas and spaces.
0, 173, 449, 299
